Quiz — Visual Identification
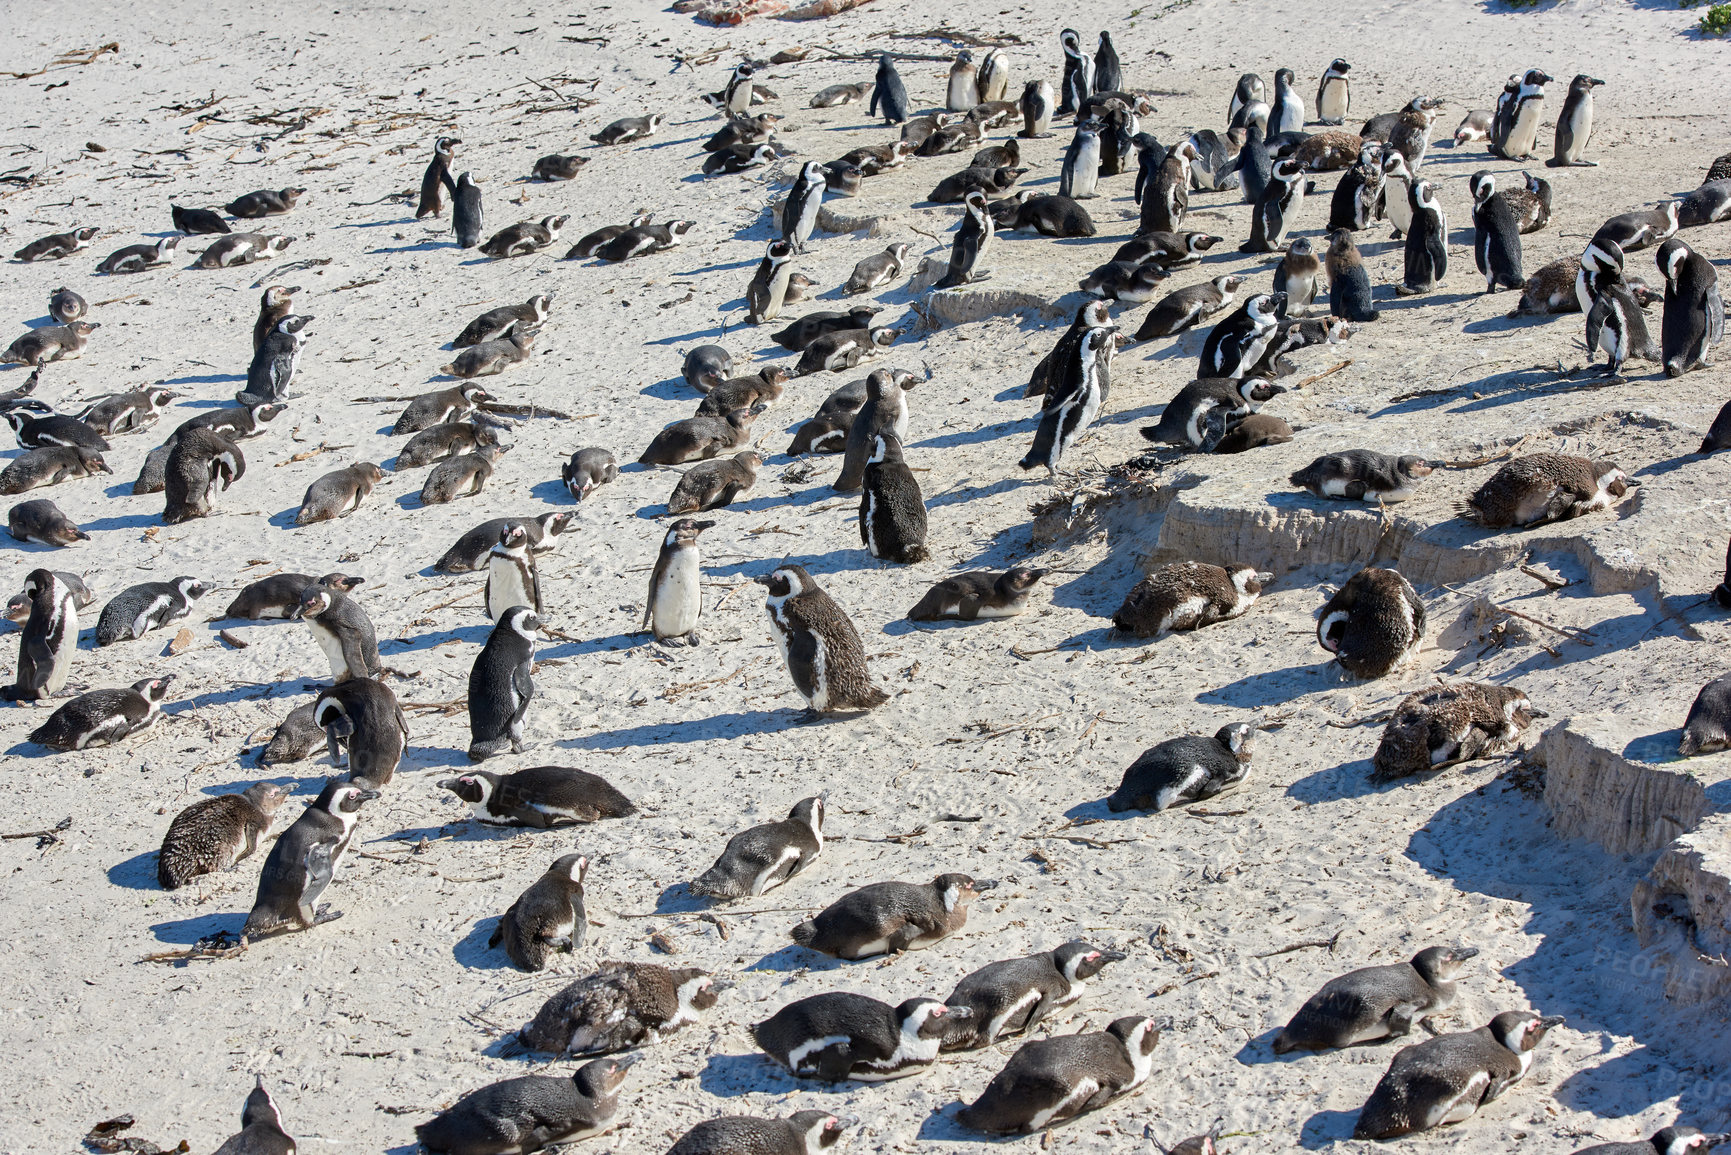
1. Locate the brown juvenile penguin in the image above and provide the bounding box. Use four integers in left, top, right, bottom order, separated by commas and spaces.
1112, 561, 1272, 638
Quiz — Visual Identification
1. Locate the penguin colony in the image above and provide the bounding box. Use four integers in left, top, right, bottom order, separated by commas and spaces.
1, 7, 1728, 1154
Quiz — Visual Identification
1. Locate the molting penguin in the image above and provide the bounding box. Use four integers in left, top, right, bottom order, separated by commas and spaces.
314, 676, 409, 788
532, 153, 589, 181
1464, 453, 1628, 528
226, 187, 305, 218
1107, 723, 1255, 811
791, 873, 997, 959
644, 518, 713, 644
157, 782, 288, 889
1290, 450, 1433, 503
1214, 413, 1295, 453
242, 781, 379, 937
682, 345, 734, 392
422, 444, 507, 503
48, 287, 87, 323
1145, 139, 1193, 232
667, 1111, 850, 1155
956, 1017, 1160, 1133
439, 766, 636, 827
1316, 567, 1426, 679
469, 606, 537, 761
908, 567, 1047, 621
1020, 79, 1055, 138
29, 675, 173, 751
1274, 946, 1480, 1052
1112, 562, 1271, 637
295, 462, 383, 525
414, 1056, 632, 1155
1679, 672, 1731, 757
1275, 240, 1322, 315
4, 569, 78, 700
1059, 118, 1102, 201
755, 993, 970, 1081
1371, 682, 1541, 781
943, 942, 1127, 1050
293, 584, 381, 682
640, 409, 757, 466
860, 434, 928, 563
690, 796, 824, 901
1352, 1010, 1563, 1139
491, 852, 588, 972
1548, 75, 1603, 167
518, 962, 717, 1056
1656, 236, 1724, 378
486, 523, 543, 622
94, 577, 209, 646
758, 565, 888, 713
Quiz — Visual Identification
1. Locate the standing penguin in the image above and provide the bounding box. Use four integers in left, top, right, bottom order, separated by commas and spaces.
1399, 179, 1450, 296
212, 1079, 297, 1155
1057, 29, 1089, 116
294, 584, 381, 682
1656, 237, 1724, 378
1379, 150, 1415, 239
1353, 1011, 1563, 1139
1271, 67, 1304, 135
957, 1017, 1160, 1133
1327, 229, 1380, 322
1471, 174, 1524, 293
1548, 75, 1603, 167
415, 1056, 632, 1154
492, 852, 589, 972
860, 434, 928, 563
746, 240, 795, 325
690, 797, 824, 901
1020, 323, 1117, 476
1317, 567, 1426, 679
644, 518, 714, 644
242, 781, 378, 937
1241, 158, 1304, 252
314, 676, 409, 788
4, 569, 78, 700
936, 190, 994, 287
1494, 69, 1552, 160
486, 523, 543, 622
469, 606, 538, 762
1200, 292, 1283, 379
1147, 139, 1192, 233
162, 429, 245, 524
1093, 32, 1122, 93
418, 136, 459, 218
252, 285, 299, 352
781, 161, 826, 253
946, 51, 978, 112
1060, 119, 1103, 200
452, 172, 484, 248
721, 61, 757, 115
1586, 265, 1661, 377
243, 314, 312, 405
869, 55, 908, 124
1274, 240, 1322, 316
836, 368, 916, 491
1020, 79, 1054, 138
1316, 59, 1352, 125
757, 565, 889, 714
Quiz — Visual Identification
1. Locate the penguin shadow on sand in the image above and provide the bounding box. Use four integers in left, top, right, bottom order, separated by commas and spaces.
451, 914, 519, 971
913, 1108, 985, 1143
1284, 753, 1403, 806
367, 237, 453, 256
1298, 1106, 1361, 1149
911, 413, 1038, 452
1200, 658, 1358, 713
382, 623, 492, 654
158, 372, 245, 388
1552, 1044, 1725, 1123
1373, 364, 1555, 417
639, 373, 697, 401
748, 938, 857, 975
697, 1051, 802, 1098
77, 511, 162, 534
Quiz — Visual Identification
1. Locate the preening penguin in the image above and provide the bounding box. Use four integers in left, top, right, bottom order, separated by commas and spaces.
1464, 453, 1628, 528
943, 941, 1127, 1049
956, 1016, 1160, 1133
469, 606, 538, 761
1057, 29, 1089, 116
518, 962, 717, 1056
758, 565, 889, 713
439, 766, 637, 827
1107, 723, 1255, 812
242, 780, 379, 937
1316, 567, 1426, 680
1655, 236, 1724, 378
491, 852, 589, 972
28, 676, 173, 751
415, 1056, 632, 1154
643, 518, 714, 644
163, 428, 244, 523
157, 782, 288, 889
690, 796, 825, 901
417, 135, 459, 217
1111, 562, 1272, 637
668, 1111, 850, 1155
790, 873, 997, 959
1352, 1010, 1563, 1139
314, 676, 409, 788
753, 993, 971, 1081
1273, 946, 1479, 1052
1371, 682, 1541, 781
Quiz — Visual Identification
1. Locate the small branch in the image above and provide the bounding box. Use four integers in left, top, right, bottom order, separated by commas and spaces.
1151, 970, 1219, 998
1290, 359, 1352, 391
1498, 604, 1594, 646
1253, 931, 1341, 959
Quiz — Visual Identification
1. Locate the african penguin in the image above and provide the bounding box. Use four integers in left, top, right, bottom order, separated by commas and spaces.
517, 962, 718, 1057
907, 567, 1048, 621
1316, 567, 1426, 679
485, 523, 543, 622
1107, 723, 1255, 812
293, 584, 381, 682
754, 993, 970, 1081
313, 676, 409, 789
790, 873, 997, 959
1290, 450, 1433, 503
667, 1111, 849, 1155
956, 1016, 1160, 1133
491, 852, 588, 972
1112, 562, 1272, 637
1371, 682, 1541, 781
29, 676, 173, 751
690, 796, 825, 901
1656, 236, 1724, 378
1464, 454, 1628, 528
942, 942, 1127, 1050
758, 566, 888, 714
414, 1056, 632, 1154
1352, 1011, 1563, 1139
644, 518, 713, 643
241, 780, 378, 937
157, 782, 289, 889
468, 606, 537, 762
4, 569, 78, 700
860, 434, 928, 563
1274, 946, 1480, 1052
438, 766, 636, 827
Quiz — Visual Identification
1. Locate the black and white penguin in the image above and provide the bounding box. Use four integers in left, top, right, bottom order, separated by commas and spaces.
469, 605, 538, 762
28, 675, 172, 751
704, 112, 777, 154
861, 434, 928, 564
937, 190, 994, 288
1201, 292, 1283, 379
171, 204, 229, 235
1241, 158, 1305, 253
196, 232, 292, 269
439, 766, 637, 827
1137, 276, 1244, 342
1274, 946, 1479, 1052
422, 444, 509, 504
437, 514, 573, 575
479, 215, 568, 258
415, 1056, 632, 1155
486, 523, 543, 622
1317, 567, 1426, 680
6, 408, 107, 451
77, 386, 178, 437
212, 1078, 296, 1155
644, 518, 713, 644
976, 48, 1010, 101
1112, 562, 1271, 638
157, 782, 288, 889
1397, 179, 1450, 296
1470, 174, 1524, 293
956, 1016, 1160, 1133
293, 584, 381, 682
1275, 238, 1324, 315
721, 60, 757, 115
908, 567, 1048, 622
691, 796, 824, 901
1144, 139, 1193, 232
1290, 450, 1433, 503
4, 569, 78, 700
242, 780, 378, 937
755, 993, 970, 1081
1493, 69, 1551, 160
1142, 377, 1284, 452
1656, 237, 1724, 378
667, 451, 759, 515
1371, 682, 1541, 781
746, 240, 796, 325
452, 172, 484, 248
398, 419, 502, 468
640, 409, 758, 466
1228, 73, 1266, 126
1326, 229, 1380, 322
1057, 29, 1090, 116
1264, 66, 1302, 134
1596, 202, 1679, 254
0, 445, 110, 494
518, 962, 717, 1056
94, 577, 208, 647
393, 385, 489, 438
1113, 230, 1223, 269
223, 572, 361, 620
668, 1111, 849, 1155
1585, 265, 1662, 377
295, 461, 383, 525
774, 306, 881, 353
1353, 1010, 1563, 1139
758, 565, 889, 713
48, 287, 87, 323
95, 236, 178, 275
491, 852, 588, 972
417, 135, 459, 218
1316, 59, 1351, 124
1547, 74, 1603, 167
1107, 723, 1255, 811
1465, 454, 1629, 528
593, 112, 667, 145
835, 368, 915, 490
781, 161, 827, 253
1020, 80, 1054, 138
1681, 179, 1731, 228
1092, 31, 1122, 94
454, 296, 551, 350
242, 314, 312, 405
943, 942, 1127, 1049
8, 497, 90, 547
1078, 259, 1167, 303
261, 703, 324, 767
845, 243, 911, 293
1020, 323, 1117, 477
314, 676, 409, 788
443, 329, 536, 379
791, 873, 997, 959
13, 226, 100, 262
227, 187, 305, 218
1573, 1128, 1731, 1155
869, 54, 909, 124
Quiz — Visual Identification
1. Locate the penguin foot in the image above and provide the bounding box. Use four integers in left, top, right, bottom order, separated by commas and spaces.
1394, 284, 1424, 297
313, 905, 345, 926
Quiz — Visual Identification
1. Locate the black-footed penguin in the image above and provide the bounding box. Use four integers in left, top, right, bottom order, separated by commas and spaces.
758, 565, 889, 713
936, 190, 994, 288
1679, 673, 1731, 757
256, 285, 301, 354
314, 676, 409, 788
8, 497, 89, 546
792, 873, 996, 959
4, 569, 78, 700
1548, 75, 1603, 167
1112, 562, 1271, 638
1317, 567, 1426, 679
1057, 118, 1102, 201
398, 419, 502, 469
1274, 946, 1479, 1053
756, 993, 969, 1081
668, 452, 758, 514
1145, 139, 1194, 233
1021, 323, 1116, 476
415, 1056, 632, 1154
48, 287, 87, 323
1464, 454, 1628, 527
157, 782, 289, 889
1315, 59, 1351, 124
945, 50, 978, 112
1574, 1129, 1731, 1155
0, 321, 98, 368
957, 1016, 1160, 1133
1056, 28, 1089, 115
1236, 106, 1274, 205
1468, 174, 1523, 293
1656, 237, 1724, 378
593, 112, 667, 145
1092, 31, 1122, 93
242, 780, 378, 937
1371, 683, 1541, 781
696, 366, 786, 416
13, 226, 100, 262
1137, 276, 1243, 341
492, 852, 588, 971
1326, 151, 1382, 232
295, 462, 383, 525
486, 523, 543, 622
702, 112, 777, 154
226, 187, 305, 218
643, 518, 713, 644
1141, 376, 1284, 453
439, 766, 637, 827
1586, 266, 1662, 377
668, 1111, 849, 1155
6, 408, 108, 452
1395, 179, 1449, 296
1229, 72, 1266, 125
454, 296, 552, 349
682, 345, 734, 392
1215, 413, 1295, 453
171, 204, 229, 235
77, 387, 177, 437
943, 942, 1127, 1050
1020, 79, 1055, 138
869, 55, 909, 124
196, 232, 292, 269
845, 243, 910, 294
28, 675, 172, 751
1078, 259, 1167, 303
1270, 66, 1303, 134
1291, 450, 1433, 502
773, 306, 881, 352
96, 236, 179, 275
929, 164, 1027, 205
746, 240, 796, 325
417, 135, 459, 218
242, 314, 311, 405
908, 567, 1048, 622
1201, 292, 1284, 379
531, 154, 589, 182
293, 584, 381, 682
1241, 158, 1304, 253
1026, 301, 1108, 398
261, 703, 324, 767
479, 215, 567, 258
223, 572, 362, 620
861, 434, 928, 563
691, 796, 824, 901
443, 329, 537, 379
452, 171, 484, 248
1107, 723, 1255, 811
1326, 229, 1380, 322
393, 385, 490, 436
422, 444, 508, 504
212, 1077, 296, 1155
1493, 69, 1551, 160
0, 445, 110, 495
1353, 1010, 1563, 1139
781, 161, 827, 253
519, 962, 717, 1056
94, 577, 208, 646
1681, 179, 1731, 228
469, 606, 538, 762
836, 368, 915, 491
640, 410, 758, 466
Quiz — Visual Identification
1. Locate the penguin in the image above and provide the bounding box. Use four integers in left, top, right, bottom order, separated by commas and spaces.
451, 171, 484, 248
415, 1057, 632, 1155
1270, 241, 1324, 318
1326, 228, 1380, 321
261, 703, 324, 767
1020, 79, 1054, 138
1246, 315, 1351, 379
566, 213, 651, 260
242, 780, 379, 937
212, 1078, 296, 1155
1465, 453, 1628, 528
1079, 259, 1168, 303
399, 420, 502, 468
1141, 376, 1284, 452
4, 569, 78, 700
943, 942, 1127, 1050
974, 48, 1010, 102
641, 409, 758, 466
1213, 413, 1295, 454
1229, 73, 1267, 126
1, 320, 100, 365
443, 329, 536, 379
780, 160, 827, 253
157, 782, 289, 889
774, 306, 881, 353
1107, 723, 1256, 811
440, 766, 635, 827
28, 675, 172, 751
792, 873, 996, 959
1000, 193, 1097, 238
720, 61, 757, 115
1291, 450, 1433, 502
1485, 169, 1553, 234
478, 215, 567, 258
1586, 269, 1662, 377
171, 204, 229, 235
1353, 1011, 1563, 1139
1326, 153, 1380, 233
1316, 59, 1352, 125
794, 326, 898, 375
813, 81, 872, 108
1114, 231, 1224, 269
1395, 179, 1450, 296
163, 428, 245, 523
1575, 235, 1628, 314
1274, 946, 1480, 1052
435, 513, 573, 574
175, 400, 285, 443
1469, 174, 1523, 293
6, 408, 108, 451
7, 497, 89, 546
956, 1017, 1160, 1134
1135, 276, 1243, 343
696, 369, 785, 416
1371, 682, 1542, 781
223, 572, 362, 620
1377, 150, 1415, 239
1021, 324, 1116, 477
690, 796, 824, 902
908, 565, 1047, 622
1548, 75, 1603, 167
1050, 118, 1102, 205
1270, 67, 1303, 135
95, 236, 178, 274
1144, 138, 1193, 233
586, 112, 664, 147
930, 164, 1026, 204
1112, 562, 1271, 638
756, 993, 969, 1081
860, 434, 928, 564
517, 963, 717, 1056
393, 385, 489, 437
788, 387, 864, 457
1201, 292, 1284, 379
1574, 1129, 1731, 1155
1317, 567, 1426, 679
1241, 158, 1304, 253
295, 462, 383, 525
562, 448, 619, 502
0, 445, 110, 495
13, 226, 99, 261
1656, 236, 1724, 378
668, 1112, 850, 1155
836, 140, 914, 176
48, 287, 87, 323
422, 444, 507, 503
485, 523, 543, 622
746, 240, 796, 325
94, 576, 209, 646
643, 518, 713, 644
1679, 673, 1731, 757
226, 187, 305, 217
843, 242, 911, 295
1233, 107, 1274, 205
454, 295, 552, 348
243, 314, 311, 405
294, 584, 381, 682
869, 55, 909, 124
418, 135, 459, 218
1026, 301, 1109, 399
1494, 69, 1552, 160
195, 232, 293, 269
314, 676, 409, 788
945, 50, 978, 112
681, 346, 734, 392
492, 852, 588, 972
604, 217, 698, 258
1057, 29, 1089, 116
758, 565, 889, 713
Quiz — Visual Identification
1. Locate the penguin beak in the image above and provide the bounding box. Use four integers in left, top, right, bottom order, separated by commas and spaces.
1524, 708, 1550, 719
693, 520, 717, 532
1537, 1014, 1565, 1028
970, 879, 1000, 892
1098, 949, 1128, 962
753, 573, 773, 586
356, 789, 380, 802
1450, 946, 1480, 961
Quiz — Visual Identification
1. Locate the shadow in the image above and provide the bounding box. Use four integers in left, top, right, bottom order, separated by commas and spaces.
1199, 661, 1346, 709
560, 709, 812, 749
107, 850, 162, 891
530, 478, 574, 506
1234, 1026, 1304, 1065
1284, 757, 1381, 804
382, 625, 491, 653
927, 475, 1023, 509
537, 630, 640, 659
1059, 796, 1122, 823
1634, 453, 1701, 481
912, 418, 1036, 451
74, 512, 161, 534
454, 915, 515, 970
640, 375, 698, 401
148, 910, 239, 945
652, 882, 714, 916
697, 1051, 802, 1098
1299, 1108, 1360, 1149
368, 240, 453, 255
158, 373, 246, 385
749, 943, 852, 973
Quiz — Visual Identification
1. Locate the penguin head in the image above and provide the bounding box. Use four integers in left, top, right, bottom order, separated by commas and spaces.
673, 968, 720, 1012
145, 388, 180, 410
131, 674, 175, 703
1215, 721, 1257, 763
1411, 944, 1479, 983
953, 49, 975, 67
935, 873, 996, 910
549, 852, 588, 887
1054, 940, 1127, 982
502, 605, 541, 639
1651, 1128, 1727, 1155
241, 781, 291, 815
319, 573, 365, 593
1274, 67, 1294, 86
73, 226, 101, 243
78, 448, 112, 475
1329, 59, 1351, 75
1656, 237, 1691, 289
1490, 685, 1545, 727
1394, 456, 1434, 482
19, 568, 55, 600
668, 518, 715, 546
317, 781, 379, 813
790, 1112, 850, 1150
1106, 1015, 1161, 1058
4, 593, 30, 624
435, 136, 461, 156
292, 589, 333, 620
438, 773, 496, 806
1225, 564, 1274, 600
765, 239, 793, 265
277, 313, 313, 336
755, 565, 811, 600
239, 1077, 285, 1132
1592, 459, 1628, 497
1380, 151, 1412, 181
174, 576, 211, 604
895, 997, 972, 1040
1002, 567, 1049, 594
572, 1053, 635, 1101
539, 511, 576, 539
868, 326, 900, 349
1059, 28, 1081, 52
496, 522, 531, 556
790, 794, 825, 835
1469, 170, 1495, 203
249, 402, 289, 425
263, 236, 294, 255
1522, 69, 1553, 88
1489, 1009, 1563, 1054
